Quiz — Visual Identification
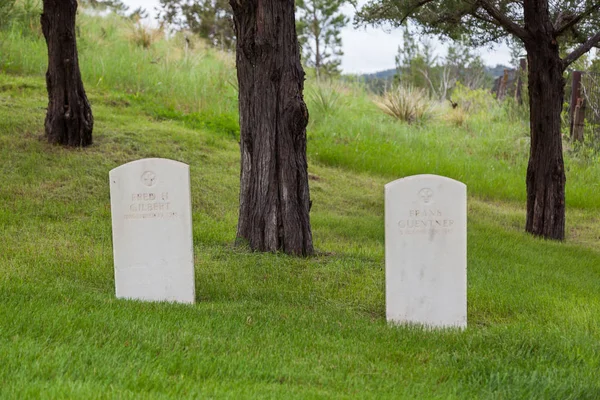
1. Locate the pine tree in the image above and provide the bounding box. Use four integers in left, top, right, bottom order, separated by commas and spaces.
296, 0, 348, 78
158, 0, 235, 50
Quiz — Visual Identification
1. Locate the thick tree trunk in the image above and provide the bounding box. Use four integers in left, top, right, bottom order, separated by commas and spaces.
523, 40, 566, 240
41, 0, 93, 146
230, 0, 314, 255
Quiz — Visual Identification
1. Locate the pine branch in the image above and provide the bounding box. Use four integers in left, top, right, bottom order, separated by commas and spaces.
555, 2, 600, 37
563, 30, 600, 69
477, 0, 529, 40
399, 0, 438, 24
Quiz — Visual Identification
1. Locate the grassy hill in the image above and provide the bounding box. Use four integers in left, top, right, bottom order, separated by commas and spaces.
1, 9, 600, 399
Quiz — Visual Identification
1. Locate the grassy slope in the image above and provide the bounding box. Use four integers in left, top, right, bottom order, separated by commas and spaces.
1, 13, 600, 399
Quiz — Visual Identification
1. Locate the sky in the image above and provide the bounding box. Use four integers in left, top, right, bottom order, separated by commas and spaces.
118, 0, 512, 74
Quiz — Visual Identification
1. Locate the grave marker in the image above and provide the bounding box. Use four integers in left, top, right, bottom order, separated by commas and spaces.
109, 158, 195, 304
385, 174, 466, 328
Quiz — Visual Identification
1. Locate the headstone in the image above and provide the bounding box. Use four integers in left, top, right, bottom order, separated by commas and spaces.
109, 158, 195, 304
385, 174, 466, 328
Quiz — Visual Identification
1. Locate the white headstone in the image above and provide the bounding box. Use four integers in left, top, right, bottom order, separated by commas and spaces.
385, 174, 466, 328
109, 158, 195, 304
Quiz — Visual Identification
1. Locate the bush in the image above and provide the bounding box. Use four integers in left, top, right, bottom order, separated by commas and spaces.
374, 85, 434, 124
444, 106, 468, 127
305, 81, 346, 115
129, 23, 161, 49
451, 82, 497, 114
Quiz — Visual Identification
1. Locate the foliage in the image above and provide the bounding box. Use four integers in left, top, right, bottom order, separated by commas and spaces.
566, 125, 600, 163
0, 0, 41, 35
374, 85, 434, 123
502, 95, 529, 123
80, 0, 129, 15
80, 0, 149, 21
443, 106, 468, 127
0, 0, 16, 31
394, 24, 489, 101
157, 0, 235, 51
451, 82, 497, 114
507, 37, 526, 68
305, 80, 346, 115
394, 23, 437, 91
129, 23, 161, 49
445, 37, 489, 90
296, 0, 349, 78
357, 1, 600, 53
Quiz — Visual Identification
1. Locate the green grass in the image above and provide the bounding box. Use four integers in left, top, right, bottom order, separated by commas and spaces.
1, 11, 600, 399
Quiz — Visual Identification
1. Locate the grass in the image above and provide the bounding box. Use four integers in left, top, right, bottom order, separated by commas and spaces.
374, 85, 435, 124
1, 10, 600, 399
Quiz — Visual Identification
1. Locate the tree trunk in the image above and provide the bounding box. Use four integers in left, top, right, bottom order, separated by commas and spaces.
41, 0, 93, 146
230, 0, 314, 255
523, 41, 566, 240
572, 97, 586, 142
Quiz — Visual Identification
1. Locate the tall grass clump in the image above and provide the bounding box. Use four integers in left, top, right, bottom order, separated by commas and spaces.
501, 79, 530, 123
444, 105, 468, 127
305, 81, 347, 116
129, 22, 162, 49
374, 85, 434, 124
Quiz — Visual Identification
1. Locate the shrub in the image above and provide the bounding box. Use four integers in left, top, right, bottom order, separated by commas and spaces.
374, 85, 434, 124
129, 23, 161, 49
444, 106, 468, 127
306, 81, 346, 115
451, 82, 497, 114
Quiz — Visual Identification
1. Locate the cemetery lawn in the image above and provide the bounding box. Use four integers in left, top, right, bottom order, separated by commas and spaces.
2, 61, 600, 399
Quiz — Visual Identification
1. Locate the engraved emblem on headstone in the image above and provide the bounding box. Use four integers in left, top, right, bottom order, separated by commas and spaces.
141, 171, 157, 187
419, 187, 434, 204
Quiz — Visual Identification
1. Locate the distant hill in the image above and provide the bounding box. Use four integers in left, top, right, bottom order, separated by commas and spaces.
354, 64, 511, 94
362, 68, 396, 80
360, 64, 511, 81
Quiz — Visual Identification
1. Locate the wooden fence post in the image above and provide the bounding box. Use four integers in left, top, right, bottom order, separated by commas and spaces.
497, 69, 509, 100
569, 71, 583, 140
573, 97, 586, 142
515, 58, 527, 105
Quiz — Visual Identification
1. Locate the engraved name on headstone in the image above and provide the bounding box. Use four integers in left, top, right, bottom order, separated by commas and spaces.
109, 158, 195, 304
385, 174, 466, 328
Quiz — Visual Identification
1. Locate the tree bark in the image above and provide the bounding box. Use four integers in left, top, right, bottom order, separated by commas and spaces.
523, 1, 566, 240
230, 0, 314, 255
41, 0, 93, 146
